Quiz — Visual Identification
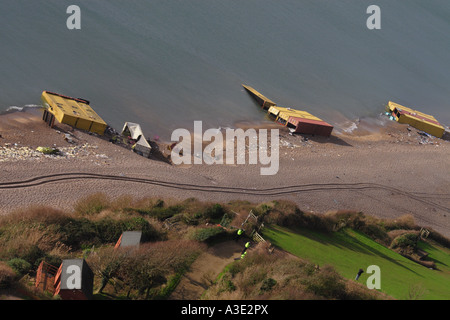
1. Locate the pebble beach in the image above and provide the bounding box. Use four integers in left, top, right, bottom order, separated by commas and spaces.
1, 108, 449, 237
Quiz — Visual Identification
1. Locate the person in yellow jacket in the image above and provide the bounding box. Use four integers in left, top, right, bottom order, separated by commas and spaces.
241, 241, 251, 254
235, 228, 244, 241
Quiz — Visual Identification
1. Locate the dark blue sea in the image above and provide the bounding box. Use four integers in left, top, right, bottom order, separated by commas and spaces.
1, 0, 449, 140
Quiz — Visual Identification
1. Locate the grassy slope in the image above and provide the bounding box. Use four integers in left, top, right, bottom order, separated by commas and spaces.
263, 225, 450, 300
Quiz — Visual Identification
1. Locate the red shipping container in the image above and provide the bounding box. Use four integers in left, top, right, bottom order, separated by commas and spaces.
288, 117, 333, 137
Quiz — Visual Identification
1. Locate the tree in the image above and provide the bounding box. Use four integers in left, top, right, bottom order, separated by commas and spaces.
87, 248, 126, 294
119, 255, 167, 299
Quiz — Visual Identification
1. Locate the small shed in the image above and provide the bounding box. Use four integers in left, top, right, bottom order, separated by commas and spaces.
54, 259, 94, 300
133, 136, 152, 158
122, 122, 152, 158
115, 231, 143, 249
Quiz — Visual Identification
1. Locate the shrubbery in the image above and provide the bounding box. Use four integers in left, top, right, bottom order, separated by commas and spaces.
259, 278, 277, 293
262, 201, 443, 248
203, 204, 225, 220
0, 204, 165, 269
390, 232, 419, 255
0, 262, 16, 289
7, 258, 31, 276
1, 196, 449, 300
126, 203, 184, 221
87, 240, 205, 299
302, 265, 347, 299
204, 249, 385, 300
181, 203, 227, 226
74, 192, 110, 215
191, 227, 231, 244
19, 245, 47, 269
58, 216, 162, 250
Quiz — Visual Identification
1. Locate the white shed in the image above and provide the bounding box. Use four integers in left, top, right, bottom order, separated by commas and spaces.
122, 122, 152, 158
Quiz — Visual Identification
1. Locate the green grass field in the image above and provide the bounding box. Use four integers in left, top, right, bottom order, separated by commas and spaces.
263, 225, 450, 300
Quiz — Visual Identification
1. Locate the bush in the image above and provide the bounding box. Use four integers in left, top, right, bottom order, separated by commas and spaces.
20, 245, 46, 269
275, 208, 331, 232
260, 278, 277, 293
361, 224, 389, 245
427, 228, 450, 248
58, 216, 162, 250
148, 205, 183, 220
219, 213, 233, 228
181, 212, 203, 225
192, 227, 228, 244
177, 203, 226, 226
126, 203, 184, 221
119, 257, 167, 299
7, 258, 32, 276
383, 214, 417, 231
251, 203, 273, 220
58, 218, 98, 249
203, 204, 226, 221
94, 218, 126, 243
391, 233, 418, 250
119, 216, 161, 242
326, 211, 366, 231
74, 193, 110, 215
104, 240, 204, 299
220, 275, 236, 293
303, 265, 347, 299
0, 206, 69, 225
0, 262, 16, 289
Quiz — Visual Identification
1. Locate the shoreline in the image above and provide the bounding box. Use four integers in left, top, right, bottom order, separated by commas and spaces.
0, 109, 449, 237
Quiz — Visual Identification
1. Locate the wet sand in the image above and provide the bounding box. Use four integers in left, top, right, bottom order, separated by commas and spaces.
0, 108, 449, 237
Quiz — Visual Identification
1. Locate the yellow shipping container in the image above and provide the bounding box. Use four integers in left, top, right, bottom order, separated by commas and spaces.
268, 106, 288, 118
242, 84, 277, 109
277, 109, 323, 123
386, 101, 444, 138
41, 91, 107, 135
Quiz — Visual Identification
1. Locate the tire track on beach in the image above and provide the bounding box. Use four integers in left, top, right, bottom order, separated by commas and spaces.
1, 172, 449, 213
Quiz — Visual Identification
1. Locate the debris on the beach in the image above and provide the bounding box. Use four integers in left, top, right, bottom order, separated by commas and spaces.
64, 133, 73, 143
36, 146, 60, 155
342, 121, 358, 133
0, 143, 109, 163
418, 131, 432, 138
279, 135, 311, 149
281, 141, 295, 148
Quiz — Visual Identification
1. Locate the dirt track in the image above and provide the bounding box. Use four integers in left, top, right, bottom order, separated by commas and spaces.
169, 241, 243, 300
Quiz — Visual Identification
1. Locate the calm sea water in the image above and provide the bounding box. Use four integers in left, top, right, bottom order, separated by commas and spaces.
1, 0, 449, 140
